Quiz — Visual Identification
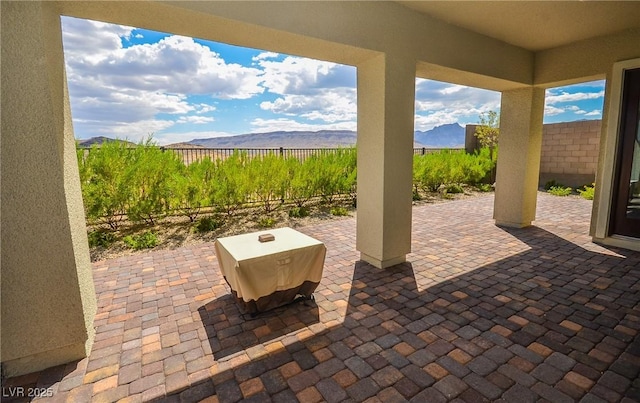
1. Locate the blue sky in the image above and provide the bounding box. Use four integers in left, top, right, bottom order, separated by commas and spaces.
61, 16, 605, 145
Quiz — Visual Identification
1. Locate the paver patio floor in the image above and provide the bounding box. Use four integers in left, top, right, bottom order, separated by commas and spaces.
3, 193, 640, 402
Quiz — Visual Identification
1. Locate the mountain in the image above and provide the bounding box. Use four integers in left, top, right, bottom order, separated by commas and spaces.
76, 136, 136, 147
186, 130, 358, 148
78, 124, 466, 149
414, 123, 465, 148
184, 124, 464, 149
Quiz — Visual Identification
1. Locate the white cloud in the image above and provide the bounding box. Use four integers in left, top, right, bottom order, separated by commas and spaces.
177, 116, 215, 124
584, 110, 602, 116
195, 104, 216, 114
250, 118, 356, 132
544, 105, 565, 116
545, 90, 605, 105
414, 79, 501, 131
260, 88, 356, 122
252, 52, 280, 61
255, 56, 357, 124
61, 16, 266, 139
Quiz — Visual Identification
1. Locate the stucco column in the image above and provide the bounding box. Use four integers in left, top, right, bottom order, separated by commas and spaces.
493, 87, 545, 227
356, 54, 415, 269
1, 2, 97, 376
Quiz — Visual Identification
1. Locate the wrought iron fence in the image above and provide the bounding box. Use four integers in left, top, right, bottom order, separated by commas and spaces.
79, 145, 463, 164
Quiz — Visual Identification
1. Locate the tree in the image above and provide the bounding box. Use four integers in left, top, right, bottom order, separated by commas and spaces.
474, 111, 499, 159
474, 110, 500, 181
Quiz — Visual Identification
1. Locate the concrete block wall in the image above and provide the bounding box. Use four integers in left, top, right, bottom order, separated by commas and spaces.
466, 119, 601, 188
539, 120, 601, 188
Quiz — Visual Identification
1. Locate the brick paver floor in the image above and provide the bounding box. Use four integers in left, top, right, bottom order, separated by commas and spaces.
3, 193, 639, 402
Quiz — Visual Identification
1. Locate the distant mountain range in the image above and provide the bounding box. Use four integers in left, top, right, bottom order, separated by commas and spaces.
77, 123, 466, 149
76, 136, 136, 147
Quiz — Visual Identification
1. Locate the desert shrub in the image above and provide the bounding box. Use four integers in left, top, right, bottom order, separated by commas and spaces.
171, 158, 215, 222
87, 229, 116, 248
289, 206, 310, 218
194, 216, 220, 233
258, 217, 276, 228
444, 183, 464, 194
578, 183, 595, 200
413, 148, 494, 192
548, 186, 572, 196
123, 231, 158, 250
77, 140, 135, 229
126, 138, 184, 225
306, 148, 356, 204
247, 153, 288, 213
475, 183, 493, 192
330, 206, 349, 216
544, 179, 564, 191
211, 151, 249, 215
286, 157, 315, 207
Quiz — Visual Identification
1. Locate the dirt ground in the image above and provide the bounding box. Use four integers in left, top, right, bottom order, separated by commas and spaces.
87, 187, 492, 262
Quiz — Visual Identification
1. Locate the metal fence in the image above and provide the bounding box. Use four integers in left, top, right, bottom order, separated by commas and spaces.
78, 146, 464, 165
158, 147, 350, 165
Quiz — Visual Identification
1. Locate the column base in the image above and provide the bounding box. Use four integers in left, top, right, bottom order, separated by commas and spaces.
360, 253, 406, 269
1, 342, 88, 378
495, 220, 532, 229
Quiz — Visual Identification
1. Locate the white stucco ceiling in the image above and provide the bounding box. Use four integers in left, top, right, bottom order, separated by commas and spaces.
397, 1, 640, 52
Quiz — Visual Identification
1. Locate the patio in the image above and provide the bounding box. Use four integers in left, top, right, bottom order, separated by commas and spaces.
3, 193, 639, 402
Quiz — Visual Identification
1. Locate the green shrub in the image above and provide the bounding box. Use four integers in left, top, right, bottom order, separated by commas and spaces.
258, 217, 276, 228
123, 231, 158, 250
330, 206, 349, 216
87, 229, 116, 248
289, 206, 310, 218
171, 158, 215, 222
578, 183, 595, 200
444, 183, 464, 194
211, 151, 249, 215
126, 139, 183, 225
548, 186, 572, 196
194, 216, 220, 233
475, 183, 493, 192
77, 140, 135, 229
412, 148, 494, 193
247, 153, 288, 213
544, 179, 563, 190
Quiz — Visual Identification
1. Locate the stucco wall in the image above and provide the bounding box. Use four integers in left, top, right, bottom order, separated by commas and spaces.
1, 1, 96, 376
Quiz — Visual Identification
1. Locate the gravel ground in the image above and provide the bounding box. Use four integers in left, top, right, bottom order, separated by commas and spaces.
87, 188, 491, 262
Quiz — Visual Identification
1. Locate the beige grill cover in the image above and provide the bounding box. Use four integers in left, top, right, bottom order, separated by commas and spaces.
214, 227, 326, 304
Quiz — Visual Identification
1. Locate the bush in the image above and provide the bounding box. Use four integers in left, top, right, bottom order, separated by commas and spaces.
87, 229, 116, 248
247, 153, 288, 213
194, 216, 220, 233
211, 151, 249, 215
77, 140, 135, 229
444, 183, 464, 194
548, 186, 572, 196
413, 148, 495, 192
258, 217, 276, 228
330, 206, 349, 216
475, 183, 493, 192
171, 158, 215, 222
289, 206, 310, 218
578, 183, 595, 200
544, 179, 564, 191
123, 231, 158, 250
126, 139, 183, 225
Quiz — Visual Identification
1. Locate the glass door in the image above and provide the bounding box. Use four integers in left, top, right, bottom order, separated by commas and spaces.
610, 67, 640, 238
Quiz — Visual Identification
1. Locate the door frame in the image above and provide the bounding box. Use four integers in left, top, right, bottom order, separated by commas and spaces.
592, 58, 640, 251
